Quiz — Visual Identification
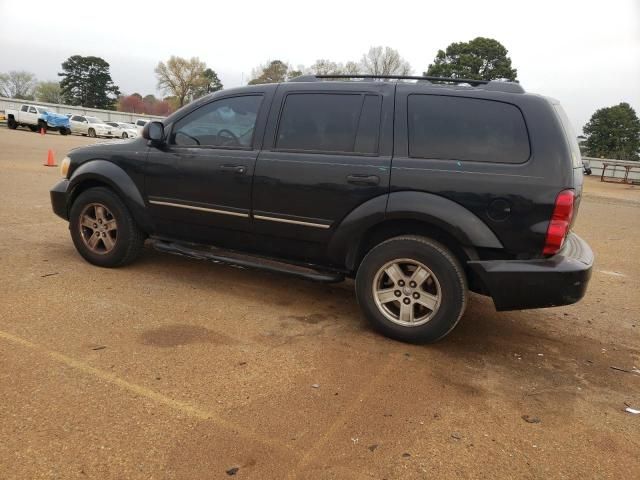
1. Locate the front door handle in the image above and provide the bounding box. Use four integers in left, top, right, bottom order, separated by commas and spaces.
220, 164, 246, 174
346, 174, 380, 186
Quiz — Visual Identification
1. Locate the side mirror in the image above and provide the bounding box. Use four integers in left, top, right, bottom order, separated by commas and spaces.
144, 121, 164, 144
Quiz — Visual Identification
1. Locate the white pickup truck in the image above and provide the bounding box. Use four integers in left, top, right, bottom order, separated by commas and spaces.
6, 104, 71, 135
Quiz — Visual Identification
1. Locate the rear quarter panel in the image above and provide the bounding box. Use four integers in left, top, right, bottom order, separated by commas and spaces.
392, 85, 575, 258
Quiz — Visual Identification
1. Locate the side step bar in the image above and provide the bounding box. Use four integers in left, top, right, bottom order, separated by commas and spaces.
150, 238, 345, 284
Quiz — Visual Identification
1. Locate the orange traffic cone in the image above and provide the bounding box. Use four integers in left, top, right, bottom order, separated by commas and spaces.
40, 127, 45, 136
44, 149, 57, 167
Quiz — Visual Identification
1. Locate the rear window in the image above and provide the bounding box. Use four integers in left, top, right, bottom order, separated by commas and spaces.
276, 93, 381, 154
408, 95, 530, 163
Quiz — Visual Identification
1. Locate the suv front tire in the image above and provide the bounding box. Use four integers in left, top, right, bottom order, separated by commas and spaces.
69, 187, 145, 267
356, 236, 468, 343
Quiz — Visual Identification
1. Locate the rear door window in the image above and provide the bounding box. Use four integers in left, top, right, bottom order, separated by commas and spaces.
276, 93, 381, 155
408, 95, 530, 163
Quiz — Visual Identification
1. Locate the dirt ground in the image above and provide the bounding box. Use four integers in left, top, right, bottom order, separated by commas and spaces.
0, 127, 638, 479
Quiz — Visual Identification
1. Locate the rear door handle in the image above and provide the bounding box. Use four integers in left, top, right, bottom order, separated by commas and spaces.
346, 174, 380, 186
220, 164, 246, 174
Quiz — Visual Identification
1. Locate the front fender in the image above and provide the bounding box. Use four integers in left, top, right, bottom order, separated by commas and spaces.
68, 160, 153, 232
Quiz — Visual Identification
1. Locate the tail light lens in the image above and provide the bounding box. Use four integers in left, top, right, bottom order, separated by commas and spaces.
543, 190, 575, 255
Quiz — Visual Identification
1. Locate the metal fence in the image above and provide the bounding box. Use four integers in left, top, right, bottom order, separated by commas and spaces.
583, 157, 640, 182
0, 97, 165, 123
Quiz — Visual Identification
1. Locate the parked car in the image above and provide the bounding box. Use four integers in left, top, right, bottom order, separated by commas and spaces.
69, 115, 115, 138
105, 122, 138, 139
6, 104, 70, 134
134, 119, 148, 135
50, 74, 593, 343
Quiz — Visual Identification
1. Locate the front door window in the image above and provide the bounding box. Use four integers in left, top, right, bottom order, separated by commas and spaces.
170, 96, 263, 149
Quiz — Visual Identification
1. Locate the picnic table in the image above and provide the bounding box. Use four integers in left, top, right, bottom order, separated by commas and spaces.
599, 159, 640, 185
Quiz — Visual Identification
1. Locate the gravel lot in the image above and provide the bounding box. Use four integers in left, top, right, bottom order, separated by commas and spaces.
1, 128, 639, 479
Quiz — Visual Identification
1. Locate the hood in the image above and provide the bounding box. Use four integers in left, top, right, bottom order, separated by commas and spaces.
68, 136, 147, 161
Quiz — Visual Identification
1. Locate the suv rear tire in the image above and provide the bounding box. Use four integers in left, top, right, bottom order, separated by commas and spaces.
69, 187, 145, 267
356, 235, 468, 343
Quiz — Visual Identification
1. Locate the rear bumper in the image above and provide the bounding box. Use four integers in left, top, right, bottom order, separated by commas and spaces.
468, 233, 593, 311
50, 179, 70, 220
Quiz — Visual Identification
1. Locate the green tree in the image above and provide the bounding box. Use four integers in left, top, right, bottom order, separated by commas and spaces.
425, 37, 517, 81
194, 68, 223, 98
58, 55, 120, 109
155, 56, 207, 107
35, 81, 62, 103
583, 103, 640, 160
248, 60, 294, 84
0, 70, 37, 99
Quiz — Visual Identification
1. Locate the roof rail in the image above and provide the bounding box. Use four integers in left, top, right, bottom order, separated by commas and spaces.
288, 74, 525, 93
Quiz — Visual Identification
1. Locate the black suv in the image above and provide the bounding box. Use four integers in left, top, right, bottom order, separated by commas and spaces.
50, 74, 593, 343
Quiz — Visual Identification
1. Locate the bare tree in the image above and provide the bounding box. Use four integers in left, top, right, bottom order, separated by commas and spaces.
0, 70, 37, 99
35, 81, 63, 104
360, 46, 411, 76
155, 56, 207, 107
309, 59, 344, 76
343, 61, 361, 75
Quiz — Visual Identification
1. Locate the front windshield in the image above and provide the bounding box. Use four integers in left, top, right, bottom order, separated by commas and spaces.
37, 107, 52, 114
86, 117, 102, 124
118, 123, 132, 128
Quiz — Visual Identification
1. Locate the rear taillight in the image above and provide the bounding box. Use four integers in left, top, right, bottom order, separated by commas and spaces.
543, 189, 575, 255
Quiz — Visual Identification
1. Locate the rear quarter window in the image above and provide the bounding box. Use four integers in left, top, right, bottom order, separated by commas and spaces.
408, 95, 530, 164
552, 104, 582, 168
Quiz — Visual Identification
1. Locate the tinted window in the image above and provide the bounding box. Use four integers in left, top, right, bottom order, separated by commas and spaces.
553, 104, 582, 168
355, 95, 382, 154
171, 95, 262, 148
71, 116, 83, 122
21, 105, 29, 112
408, 95, 530, 163
276, 93, 381, 154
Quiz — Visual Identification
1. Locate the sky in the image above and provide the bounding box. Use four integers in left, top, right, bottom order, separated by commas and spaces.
1, 0, 638, 133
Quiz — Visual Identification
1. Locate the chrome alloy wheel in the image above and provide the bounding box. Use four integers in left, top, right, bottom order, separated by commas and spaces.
79, 203, 118, 254
372, 258, 441, 327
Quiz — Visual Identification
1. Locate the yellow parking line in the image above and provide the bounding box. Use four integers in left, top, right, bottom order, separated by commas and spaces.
286, 355, 399, 479
0, 329, 295, 455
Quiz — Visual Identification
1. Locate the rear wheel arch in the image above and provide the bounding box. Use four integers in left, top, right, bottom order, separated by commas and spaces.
350, 219, 476, 273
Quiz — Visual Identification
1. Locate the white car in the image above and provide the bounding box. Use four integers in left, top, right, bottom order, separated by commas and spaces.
134, 119, 149, 135
69, 115, 115, 138
105, 122, 138, 139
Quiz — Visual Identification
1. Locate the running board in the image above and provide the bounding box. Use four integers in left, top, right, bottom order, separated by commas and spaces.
150, 239, 345, 283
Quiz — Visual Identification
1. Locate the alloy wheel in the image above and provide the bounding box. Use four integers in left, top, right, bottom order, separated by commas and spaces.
78, 203, 118, 254
372, 258, 441, 326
